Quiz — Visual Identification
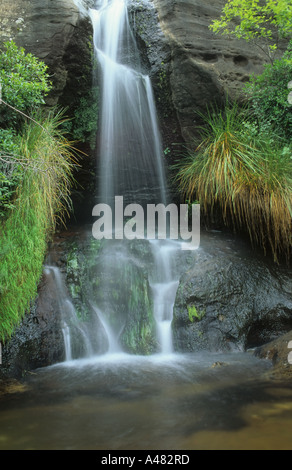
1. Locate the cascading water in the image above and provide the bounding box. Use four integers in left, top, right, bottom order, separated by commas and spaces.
150, 240, 180, 355
90, 0, 167, 207
87, 0, 179, 356
58, 0, 193, 359
43, 265, 94, 360
1, 1, 280, 453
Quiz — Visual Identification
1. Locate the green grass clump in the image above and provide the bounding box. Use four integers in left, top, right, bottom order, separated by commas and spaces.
174, 103, 292, 263
0, 110, 79, 342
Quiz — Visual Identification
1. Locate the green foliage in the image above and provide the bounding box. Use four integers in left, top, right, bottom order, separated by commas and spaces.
174, 101, 292, 263
244, 41, 292, 140
188, 305, 205, 322
0, 129, 22, 217
0, 111, 79, 342
210, 0, 292, 59
61, 86, 99, 149
0, 40, 52, 128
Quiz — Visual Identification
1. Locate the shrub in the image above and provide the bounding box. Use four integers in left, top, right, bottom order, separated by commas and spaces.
209, 0, 292, 61
61, 86, 99, 149
0, 41, 52, 128
245, 41, 292, 141
0, 129, 22, 217
174, 102, 292, 263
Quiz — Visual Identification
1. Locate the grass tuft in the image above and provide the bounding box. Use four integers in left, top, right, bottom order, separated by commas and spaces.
174, 102, 292, 263
0, 110, 80, 342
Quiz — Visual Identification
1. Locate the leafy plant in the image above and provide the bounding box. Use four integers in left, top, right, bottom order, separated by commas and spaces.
0, 40, 52, 128
244, 40, 292, 141
188, 305, 205, 322
210, 0, 292, 61
0, 129, 22, 217
61, 86, 99, 149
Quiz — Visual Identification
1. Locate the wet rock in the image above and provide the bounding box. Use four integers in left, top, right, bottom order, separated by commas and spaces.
253, 331, 292, 379
64, 235, 159, 355
1, 228, 291, 379
0, 270, 65, 379
172, 231, 292, 354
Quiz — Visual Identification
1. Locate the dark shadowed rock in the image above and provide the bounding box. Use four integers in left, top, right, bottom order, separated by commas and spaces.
173, 231, 292, 354
0, 270, 65, 379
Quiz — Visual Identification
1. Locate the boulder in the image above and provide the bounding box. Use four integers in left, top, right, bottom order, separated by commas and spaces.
0, 270, 65, 379
173, 231, 292, 354
253, 331, 292, 379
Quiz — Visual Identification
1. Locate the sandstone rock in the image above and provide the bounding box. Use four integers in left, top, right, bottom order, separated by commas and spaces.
153, 0, 282, 142
172, 230, 292, 354
254, 331, 292, 380
0, 0, 287, 143
0, 0, 80, 106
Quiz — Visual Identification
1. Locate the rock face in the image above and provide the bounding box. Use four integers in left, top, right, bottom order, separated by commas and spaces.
64, 235, 158, 356
173, 231, 292, 354
128, 0, 183, 155
2, 227, 291, 379
152, 0, 272, 142
0, 0, 276, 143
0, 270, 65, 379
0, 0, 84, 106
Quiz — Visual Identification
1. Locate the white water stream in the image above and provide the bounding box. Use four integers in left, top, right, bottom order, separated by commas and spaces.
90, 0, 167, 206
43, 266, 94, 360
149, 240, 181, 354
88, 0, 179, 357
55, 0, 193, 360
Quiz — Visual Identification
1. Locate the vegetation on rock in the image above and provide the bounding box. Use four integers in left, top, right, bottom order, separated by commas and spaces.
175, 2, 292, 265
174, 100, 291, 263
0, 41, 52, 128
210, 0, 292, 61
0, 43, 79, 342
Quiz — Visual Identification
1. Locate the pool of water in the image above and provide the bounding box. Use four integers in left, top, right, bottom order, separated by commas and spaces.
0, 352, 292, 450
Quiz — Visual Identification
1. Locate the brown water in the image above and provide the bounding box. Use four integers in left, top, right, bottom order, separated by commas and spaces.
0, 352, 292, 450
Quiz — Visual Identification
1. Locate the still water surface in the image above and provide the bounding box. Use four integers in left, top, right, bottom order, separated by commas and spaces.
0, 352, 292, 450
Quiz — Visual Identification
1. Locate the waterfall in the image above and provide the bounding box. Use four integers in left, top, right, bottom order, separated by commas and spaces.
90, 0, 167, 207
89, 0, 178, 355
62, 322, 72, 361
91, 304, 122, 354
43, 266, 94, 360
149, 240, 180, 355
54, 0, 195, 361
